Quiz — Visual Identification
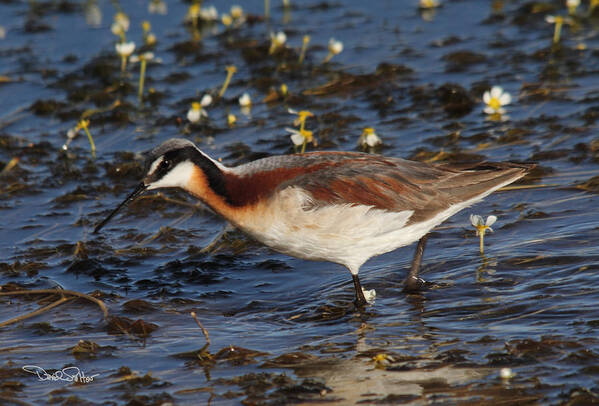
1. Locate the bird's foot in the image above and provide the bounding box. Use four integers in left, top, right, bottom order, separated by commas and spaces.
362, 288, 376, 304
403, 276, 426, 293
354, 288, 376, 308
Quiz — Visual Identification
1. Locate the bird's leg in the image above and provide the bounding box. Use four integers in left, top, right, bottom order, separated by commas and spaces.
352, 274, 368, 307
404, 234, 429, 292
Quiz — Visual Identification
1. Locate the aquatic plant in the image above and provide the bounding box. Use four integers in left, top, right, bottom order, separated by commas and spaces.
323, 38, 343, 63
358, 127, 382, 149
142, 21, 156, 46
500, 367, 516, 380
483, 86, 511, 116
269, 31, 287, 54
186, 2, 201, 29
299, 35, 310, 64
221, 13, 232, 27
470, 214, 496, 255
115, 41, 135, 72
111, 12, 130, 37
227, 113, 237, 127
567, 0, 580, 15
218, 65, 237, 98
286, 128, 315, 153
222, 5, 245, 28
199, 6, 218, 22
187, 95, 212, 123
545, 15, 571, 45
287, 109, 316, 153
419, 0, 440, 9
239, 92, 252, 108
65, 119, 96, 158
130, 52, 155, 102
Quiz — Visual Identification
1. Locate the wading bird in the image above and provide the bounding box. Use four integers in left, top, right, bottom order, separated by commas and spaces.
95, 138, 533, 306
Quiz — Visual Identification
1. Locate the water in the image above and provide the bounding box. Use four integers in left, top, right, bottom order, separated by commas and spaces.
1, 0, 599, 404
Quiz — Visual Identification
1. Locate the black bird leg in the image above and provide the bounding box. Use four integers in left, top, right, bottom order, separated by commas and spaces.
352, 274, 367, 307
404, 234, 429, 292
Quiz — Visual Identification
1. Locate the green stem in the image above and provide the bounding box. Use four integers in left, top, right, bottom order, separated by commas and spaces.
82, 125, 96, 159
264, 0, 270, 19
219, 71, 233, 98
323, 52, 333, 64
300, 139, 306, 153
553, 21, 563, 44
138, 59, 147, 102
479, 234, 484, 255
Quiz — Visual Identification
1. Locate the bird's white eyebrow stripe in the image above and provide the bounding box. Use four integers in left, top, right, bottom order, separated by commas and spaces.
148, 156, 163, 175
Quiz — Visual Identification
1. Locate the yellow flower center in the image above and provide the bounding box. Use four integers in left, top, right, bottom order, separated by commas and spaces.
191, 102, 201, 111
475, 224, 491, 235
76, 119, 90, 130
300, 129, 313, 143
488, 97, 501, 111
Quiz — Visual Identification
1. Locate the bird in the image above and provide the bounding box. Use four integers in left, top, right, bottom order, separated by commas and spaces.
94, 138, 534, 306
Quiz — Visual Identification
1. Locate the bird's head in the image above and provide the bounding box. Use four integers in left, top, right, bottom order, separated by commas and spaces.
93, 138, 225, 233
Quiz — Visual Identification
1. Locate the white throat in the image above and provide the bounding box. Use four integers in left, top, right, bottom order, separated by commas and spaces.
147, 160, 195, 190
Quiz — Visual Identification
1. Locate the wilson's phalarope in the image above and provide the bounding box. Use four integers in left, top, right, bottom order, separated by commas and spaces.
94, 138, 533, 306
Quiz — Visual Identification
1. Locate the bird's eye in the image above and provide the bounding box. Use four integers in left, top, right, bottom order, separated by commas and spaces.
159, 159, 170, 170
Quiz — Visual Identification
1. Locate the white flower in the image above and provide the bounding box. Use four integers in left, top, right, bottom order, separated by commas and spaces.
115, 41, 135, 57
187, 102, 207, 123
148, 0, 167, 15
286, 128, 315, 148
286, 128, 305, 146
328, 38, 343, 55
358, 128, 382, 148
269, 31, 287, 54
500, 367, 515, 379
470, 214, 497, 236
483, 86, 511, 115
199, 6, 219, 21
419, 0, 440, 8
129, 52, 154, 63
566, 0, 580, 9
200, 94, 213, 107
238, 92, 252, 107
272, 31, 286, 46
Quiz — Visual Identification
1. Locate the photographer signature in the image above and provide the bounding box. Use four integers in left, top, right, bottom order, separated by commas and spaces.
22, 365, 98, 383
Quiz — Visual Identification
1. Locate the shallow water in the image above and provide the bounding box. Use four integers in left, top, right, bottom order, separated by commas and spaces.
1, 0, 599, 404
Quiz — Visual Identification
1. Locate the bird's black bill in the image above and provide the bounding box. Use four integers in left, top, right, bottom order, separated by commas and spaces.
93, 182, 147, 234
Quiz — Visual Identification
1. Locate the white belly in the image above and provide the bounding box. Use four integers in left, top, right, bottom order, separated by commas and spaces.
237, 187, 420, 273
